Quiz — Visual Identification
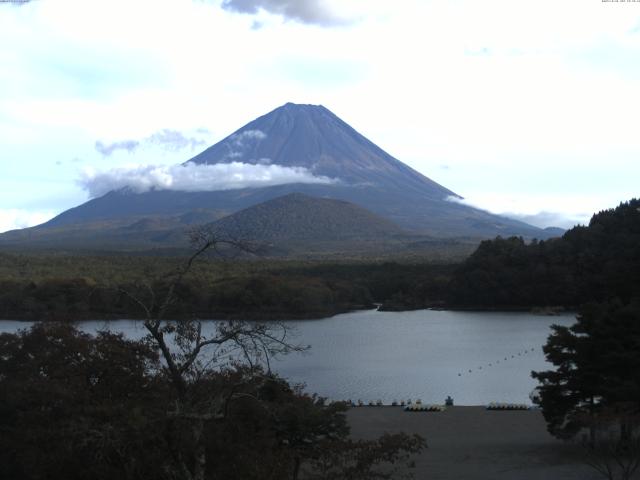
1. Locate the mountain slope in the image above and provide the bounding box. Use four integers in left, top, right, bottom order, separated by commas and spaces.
0, 194, 456, 257
207, 192, 405, 241
1, 102, 557, 249
189, 102, 456, 200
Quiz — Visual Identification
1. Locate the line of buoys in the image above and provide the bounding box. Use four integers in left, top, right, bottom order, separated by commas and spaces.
349, 399, 433, 407
344, 400, 448, 411
404, 404, 445, 412
330, 400, 537, 411
486, 402, 530, 410
336, 399, 536, 410
351, 399, 385, 407
456, 347, 540, 377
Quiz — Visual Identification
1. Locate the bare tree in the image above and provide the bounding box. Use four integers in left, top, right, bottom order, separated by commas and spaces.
121, 226, 306, 480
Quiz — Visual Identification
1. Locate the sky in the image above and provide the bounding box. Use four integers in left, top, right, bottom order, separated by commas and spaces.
1, 0, 639, 233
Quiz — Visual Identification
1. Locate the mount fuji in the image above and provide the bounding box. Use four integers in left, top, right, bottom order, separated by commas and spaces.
0, 103, 558, 252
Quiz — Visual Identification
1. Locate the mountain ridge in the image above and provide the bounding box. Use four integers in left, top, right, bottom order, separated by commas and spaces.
188, 102, 458, 201
0, 102, 560, 251
206, 192, 405, 241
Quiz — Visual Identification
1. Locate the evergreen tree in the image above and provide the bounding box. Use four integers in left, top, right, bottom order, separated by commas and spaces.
532, 300, 640, 441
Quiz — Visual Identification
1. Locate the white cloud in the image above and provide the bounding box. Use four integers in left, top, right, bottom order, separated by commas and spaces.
220, 0, 353, 26
504, 212, 584, 230
219, 129, 268, 160
77, 162, 338, 198
95, 139, 140, 156
148, 129, 207, 152
446, 193, 622, 229
1, 0, 639, 227
229, 129, 267, 145
0, 0, 34, 6
0, 209, 55, 234
95, 129, 209, 156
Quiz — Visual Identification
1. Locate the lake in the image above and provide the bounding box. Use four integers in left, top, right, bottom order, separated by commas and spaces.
0, 309, 575, 406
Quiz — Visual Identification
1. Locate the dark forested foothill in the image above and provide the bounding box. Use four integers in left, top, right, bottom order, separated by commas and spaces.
0, 273, 373, 321
448, 199, 640, 309
0, 255, 456, 320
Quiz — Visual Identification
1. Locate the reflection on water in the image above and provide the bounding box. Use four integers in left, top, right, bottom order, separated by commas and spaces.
0, 309, 575, 405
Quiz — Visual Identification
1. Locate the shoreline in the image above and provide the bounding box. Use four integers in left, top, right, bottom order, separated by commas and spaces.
347, 406, 602, 479
0, 305, 578, 323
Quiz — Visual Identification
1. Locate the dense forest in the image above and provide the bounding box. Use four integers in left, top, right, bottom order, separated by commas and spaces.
0, 254, 455, 321
449, 198, 640, 309
0, 199, 638, 320
0, 321, 425, 480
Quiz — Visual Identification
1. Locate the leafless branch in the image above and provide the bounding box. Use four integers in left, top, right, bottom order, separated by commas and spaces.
116, 226, 307, 480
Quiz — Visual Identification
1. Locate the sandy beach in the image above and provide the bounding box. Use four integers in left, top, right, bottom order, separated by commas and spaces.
348, 406, 606, 480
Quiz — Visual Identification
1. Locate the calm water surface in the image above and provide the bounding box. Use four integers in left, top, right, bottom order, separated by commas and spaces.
1, 309, 575, 405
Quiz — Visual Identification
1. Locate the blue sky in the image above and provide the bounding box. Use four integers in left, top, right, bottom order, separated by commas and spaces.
1, 0, 639, 232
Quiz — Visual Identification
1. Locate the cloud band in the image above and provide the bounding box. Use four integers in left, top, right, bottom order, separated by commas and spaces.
95, 129, 209, 156
221, 0, 349, 26
78, 161, 337, 198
